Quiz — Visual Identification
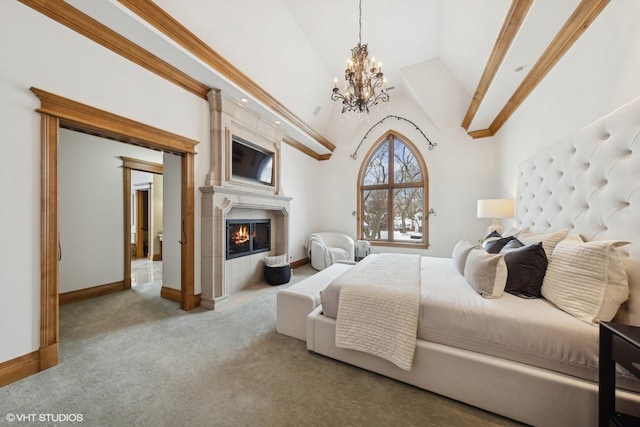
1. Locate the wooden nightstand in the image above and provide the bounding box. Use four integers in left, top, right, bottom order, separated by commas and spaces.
599, 322, 640, 427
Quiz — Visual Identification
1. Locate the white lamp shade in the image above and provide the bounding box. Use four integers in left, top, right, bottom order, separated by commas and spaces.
477, 199, 515, 219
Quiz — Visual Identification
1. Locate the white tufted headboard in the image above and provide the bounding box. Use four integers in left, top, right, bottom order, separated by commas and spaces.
516, 96, 640, 326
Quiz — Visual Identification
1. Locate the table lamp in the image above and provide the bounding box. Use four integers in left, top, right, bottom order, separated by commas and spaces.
477, 199, 515, 235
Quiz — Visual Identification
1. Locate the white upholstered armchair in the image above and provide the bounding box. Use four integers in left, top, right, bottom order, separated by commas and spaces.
305, 232, 355, 271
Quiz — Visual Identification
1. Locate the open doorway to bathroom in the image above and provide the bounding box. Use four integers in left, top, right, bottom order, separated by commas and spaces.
125, 159, 165, 291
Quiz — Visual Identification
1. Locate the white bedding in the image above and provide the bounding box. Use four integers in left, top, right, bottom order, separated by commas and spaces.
322, 255, 640, 392
420, 256, 640, 392
334, 254, 421, 371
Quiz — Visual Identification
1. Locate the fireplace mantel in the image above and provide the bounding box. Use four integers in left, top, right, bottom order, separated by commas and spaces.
201, 185, 292, 211
200, 185, 292, 309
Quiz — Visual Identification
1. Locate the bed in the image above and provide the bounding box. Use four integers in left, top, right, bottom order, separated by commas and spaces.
305, 96, 640, 426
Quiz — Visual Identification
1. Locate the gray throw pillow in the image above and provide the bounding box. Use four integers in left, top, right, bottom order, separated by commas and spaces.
463, 249, 508, 298
452, 239, 476, 275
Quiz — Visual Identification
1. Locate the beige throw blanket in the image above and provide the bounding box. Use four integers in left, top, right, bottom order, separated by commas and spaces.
335, 253, 421, 371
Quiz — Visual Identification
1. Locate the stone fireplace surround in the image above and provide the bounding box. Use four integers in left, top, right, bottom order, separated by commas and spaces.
200, 90, 292, 309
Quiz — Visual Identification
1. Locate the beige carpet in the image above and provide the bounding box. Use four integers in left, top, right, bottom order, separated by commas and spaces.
0, 265, 523, 426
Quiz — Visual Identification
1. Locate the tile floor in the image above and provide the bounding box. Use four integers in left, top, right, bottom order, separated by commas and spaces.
127, 259, 315, 309
130, 258, 162, 287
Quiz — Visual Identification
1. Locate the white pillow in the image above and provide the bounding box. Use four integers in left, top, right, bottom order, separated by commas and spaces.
464, 249, 508, 298
502, 225, 521, 237
452, 239, 476, 275
264, 253, 288, 267
541, 235, 629, 324
517, 228, 569, 259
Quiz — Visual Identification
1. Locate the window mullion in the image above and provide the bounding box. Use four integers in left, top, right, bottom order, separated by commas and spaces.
388, 135, 394, 242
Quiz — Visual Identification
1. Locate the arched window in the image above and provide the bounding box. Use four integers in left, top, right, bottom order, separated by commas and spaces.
357, 131, 429, 248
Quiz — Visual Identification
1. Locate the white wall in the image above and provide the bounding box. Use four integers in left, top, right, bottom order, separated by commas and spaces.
0, 2, 208, 364
59, 129, 163, 293
280, 143, 323, 262
494, 0, 640, 197
402, 58, 470, 130
318, 95, 496, 257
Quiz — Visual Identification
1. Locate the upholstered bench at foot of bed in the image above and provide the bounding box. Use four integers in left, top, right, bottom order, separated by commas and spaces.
276, 261, 354, 341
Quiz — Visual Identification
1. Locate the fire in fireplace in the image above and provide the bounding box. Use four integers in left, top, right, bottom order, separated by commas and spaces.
226, 219, 271, 259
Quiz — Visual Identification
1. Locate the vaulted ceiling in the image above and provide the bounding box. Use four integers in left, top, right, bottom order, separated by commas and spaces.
27, 0, 610, 158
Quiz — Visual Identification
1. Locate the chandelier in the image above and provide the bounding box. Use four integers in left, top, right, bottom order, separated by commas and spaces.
331, 0, 389, 116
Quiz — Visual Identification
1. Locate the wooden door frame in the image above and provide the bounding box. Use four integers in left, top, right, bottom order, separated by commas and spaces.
122, 157, 163, 288
136, 190, 149, 258
136, 190, 147, 259
32, 87, 198, 371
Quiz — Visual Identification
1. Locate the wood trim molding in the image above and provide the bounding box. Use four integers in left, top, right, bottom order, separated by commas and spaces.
461, 0, 533, 130
39, 343, 59, 371
121, 157, 163, 174
59, 281, 126, 306
116, 0, 336, 154
40, 113, 59, 370
18, 0, 209, 99
468, 129, 495, 139
0, 351, 40, 387
161, 286, 201, 306
160, 286, 181, 303
290, 257, 311, 269
31, 88, 198, 154
123, 167, 132, 289
282, 136, 332, 161
181, 153, 197, 310
470, 0, 610, 138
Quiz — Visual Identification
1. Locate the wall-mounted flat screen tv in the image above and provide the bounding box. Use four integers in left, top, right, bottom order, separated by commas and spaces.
231, 136, 273, 185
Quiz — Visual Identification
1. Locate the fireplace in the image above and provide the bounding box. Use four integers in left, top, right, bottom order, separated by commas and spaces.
200, 90, 292, 308
226, 219, 271, 259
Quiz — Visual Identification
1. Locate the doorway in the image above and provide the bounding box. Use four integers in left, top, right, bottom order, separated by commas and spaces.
32, 87, 198, 371
57, 130, 169, 303
123, 158, 165, 291
136, 189, 150, 259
